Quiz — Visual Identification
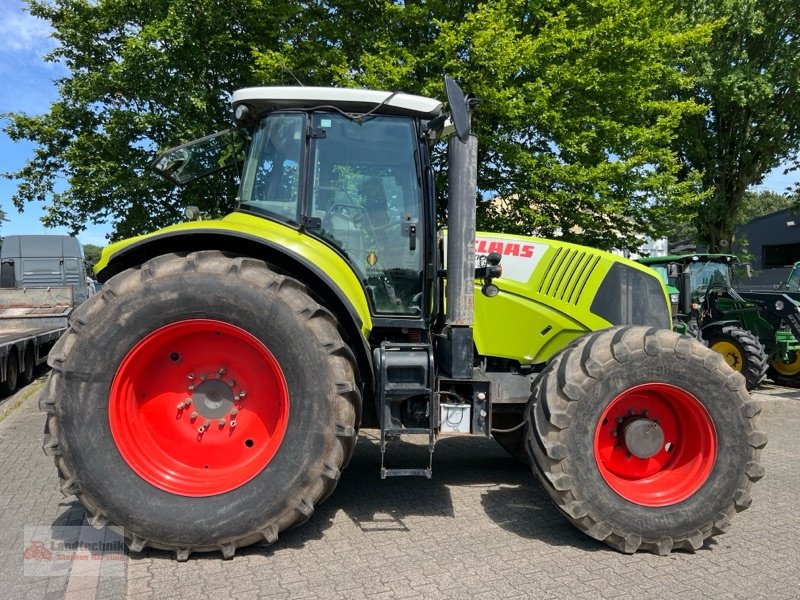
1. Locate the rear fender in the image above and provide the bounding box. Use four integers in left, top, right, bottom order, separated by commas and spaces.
95, 216, 374, 399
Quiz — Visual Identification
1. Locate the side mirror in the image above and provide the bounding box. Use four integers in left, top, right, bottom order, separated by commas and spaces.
667, 263, 680, 278
444, 76, 472, 142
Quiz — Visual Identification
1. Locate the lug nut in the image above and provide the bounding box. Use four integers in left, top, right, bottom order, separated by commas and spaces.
617, 417, 623, 424
190, 412, 198, 420
218, 418, 226, 426
200, 374, 207, 381
230, 409, 238, 417
184, 398, 191, 405
188, 385, 195, 391
203, 419, 210, 428
218, 368, 226, 376
228, 380, 236, 388
238, 391, 246, 399
177, 402, 184, 410
611, 430, 617, 437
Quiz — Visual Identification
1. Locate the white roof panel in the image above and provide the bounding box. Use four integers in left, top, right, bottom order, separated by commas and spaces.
232, 86, 442, 119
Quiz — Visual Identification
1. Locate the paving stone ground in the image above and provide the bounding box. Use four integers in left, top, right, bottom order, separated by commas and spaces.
0, 377, 797, 599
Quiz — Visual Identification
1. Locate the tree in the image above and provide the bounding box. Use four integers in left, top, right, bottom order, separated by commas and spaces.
82, 243, 102, 275
3, 0, 304, 240
737, 189, 795, 225
672, 0, 800, 252
5, 0, 710, 250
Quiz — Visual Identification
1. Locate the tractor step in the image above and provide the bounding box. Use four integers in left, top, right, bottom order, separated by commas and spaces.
375, 342, 436, 478
381, 467, 432, 479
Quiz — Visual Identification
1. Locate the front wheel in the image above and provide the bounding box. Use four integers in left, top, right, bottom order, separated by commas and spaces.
527, 326, 766, 554
705, 325, 768, 390
39, 251, 361, 560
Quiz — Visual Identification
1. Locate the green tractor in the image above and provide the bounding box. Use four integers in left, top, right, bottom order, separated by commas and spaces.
40, 80, 764, 560
770, 260, 800, 300
752, 260, 800, 384
639, 253, 800, 389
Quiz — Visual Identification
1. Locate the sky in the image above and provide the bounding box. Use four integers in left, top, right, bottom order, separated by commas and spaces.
0, 0, 111, 246
0, 0, 798, 249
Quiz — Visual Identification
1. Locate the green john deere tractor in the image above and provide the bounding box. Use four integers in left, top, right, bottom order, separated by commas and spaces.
40, 79, 764, 560
770, 260, 800, 300
639, 253, 800, 389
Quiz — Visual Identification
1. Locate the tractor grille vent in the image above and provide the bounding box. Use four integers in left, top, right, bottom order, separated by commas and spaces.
537, 247, 601, 305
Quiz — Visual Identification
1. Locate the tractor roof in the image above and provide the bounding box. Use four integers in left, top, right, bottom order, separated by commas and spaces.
232, 86, 443, 120
637, 253, 737, 265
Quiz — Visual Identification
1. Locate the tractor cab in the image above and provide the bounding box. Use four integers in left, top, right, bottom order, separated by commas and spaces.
153, 88, 441, 324
639, 253, 739, 316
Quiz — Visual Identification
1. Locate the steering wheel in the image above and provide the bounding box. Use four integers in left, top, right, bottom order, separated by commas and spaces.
322, 203, 372, 232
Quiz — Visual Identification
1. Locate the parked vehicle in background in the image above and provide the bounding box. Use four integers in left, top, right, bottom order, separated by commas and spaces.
0, 286, 73, 396
1, 235, 89, 305
639, 253, 800, 389
768, 261, 800, 299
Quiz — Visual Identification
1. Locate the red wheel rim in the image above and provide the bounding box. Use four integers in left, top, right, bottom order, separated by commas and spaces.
594, 383, 716, 507
109, 319, 289, 497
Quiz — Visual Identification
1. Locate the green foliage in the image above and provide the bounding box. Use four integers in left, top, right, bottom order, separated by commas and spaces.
672, 0, 800, 251
82, 242, 102, 274
5, 0, 711, 250
737, 189, 795, 225
300, 0, 711, 251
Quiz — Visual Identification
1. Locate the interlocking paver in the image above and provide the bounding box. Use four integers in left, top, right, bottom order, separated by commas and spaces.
0, 378, 798, 599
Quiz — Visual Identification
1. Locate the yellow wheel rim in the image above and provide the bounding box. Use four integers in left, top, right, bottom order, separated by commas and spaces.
771, 351, 800, 376
710, 340, 743, 371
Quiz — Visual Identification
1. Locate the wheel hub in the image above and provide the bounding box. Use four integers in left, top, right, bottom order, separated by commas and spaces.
192, 378, 235, 418
622, 418, 664, 459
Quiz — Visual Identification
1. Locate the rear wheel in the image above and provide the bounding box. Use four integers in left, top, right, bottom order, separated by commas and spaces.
768, 351, 800, 387
705, 325, 768, 390
39, 251, 361, 560
1, 350, 18, 396
527, 326, 766, 554
20, 346, 35, 386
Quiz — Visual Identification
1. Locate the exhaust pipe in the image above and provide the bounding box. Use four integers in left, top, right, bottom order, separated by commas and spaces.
444, 130, 478, 379
446, 134, 478, 328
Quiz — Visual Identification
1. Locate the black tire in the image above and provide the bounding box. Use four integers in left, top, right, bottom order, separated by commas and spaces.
767, 351, 800, 387
1, 350, 19, 396
704, 325, 768, 390
39, 251, 361, 560
526, 326, 766, 555
20, 346, 35, 386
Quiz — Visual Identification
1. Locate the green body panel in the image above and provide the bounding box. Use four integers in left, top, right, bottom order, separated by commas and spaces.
472, 232, 669, 364
97, 218, 668, 369
95, 212, 374, 335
